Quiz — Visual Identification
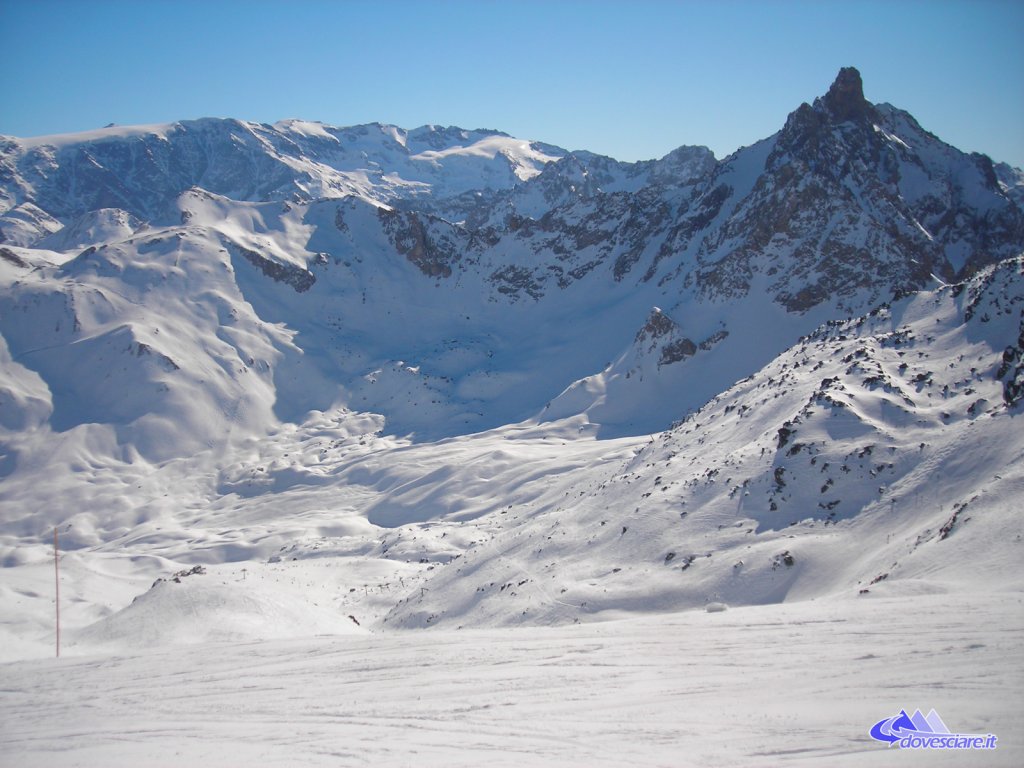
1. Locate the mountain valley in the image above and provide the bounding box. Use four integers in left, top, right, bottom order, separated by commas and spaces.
0, 68, 1021, 664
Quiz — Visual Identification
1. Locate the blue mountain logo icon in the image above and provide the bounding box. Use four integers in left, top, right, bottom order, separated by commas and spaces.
869, 709, 997, 750
870, 709, 950, 744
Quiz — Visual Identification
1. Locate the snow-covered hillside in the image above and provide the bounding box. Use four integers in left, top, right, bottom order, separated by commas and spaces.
1, 65, 1022, 696
387, 256, 1024, 629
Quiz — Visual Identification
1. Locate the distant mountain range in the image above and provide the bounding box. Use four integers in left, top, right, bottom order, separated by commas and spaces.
1, 67, 1021, 652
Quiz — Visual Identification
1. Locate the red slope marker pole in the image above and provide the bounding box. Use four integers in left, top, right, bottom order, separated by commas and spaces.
54, 527, 60, 659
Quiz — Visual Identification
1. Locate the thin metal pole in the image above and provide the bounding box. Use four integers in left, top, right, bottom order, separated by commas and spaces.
54, 527, 60, 659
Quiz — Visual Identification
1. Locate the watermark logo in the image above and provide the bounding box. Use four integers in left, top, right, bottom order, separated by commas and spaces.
870, 709, 997, 750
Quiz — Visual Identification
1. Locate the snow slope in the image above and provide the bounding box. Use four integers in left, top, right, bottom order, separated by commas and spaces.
1, 593, 1020, 767
383, 257, 1024, 628
1, 255, 1019, 657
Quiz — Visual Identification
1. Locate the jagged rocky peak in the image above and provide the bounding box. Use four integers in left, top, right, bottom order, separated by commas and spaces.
820, 66, 875, 123
776, 66, 880, 152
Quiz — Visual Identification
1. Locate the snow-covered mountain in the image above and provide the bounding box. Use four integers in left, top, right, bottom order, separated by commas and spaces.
0, 119, 563, 240
0, 68, 1021, 661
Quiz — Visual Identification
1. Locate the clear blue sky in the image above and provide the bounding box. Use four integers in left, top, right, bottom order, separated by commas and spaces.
2, 0, 1022, 167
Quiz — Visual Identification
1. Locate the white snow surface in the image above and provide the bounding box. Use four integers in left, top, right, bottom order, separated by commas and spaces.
10, 122, 178, 150
1, 254, 1021, 654
1, 592, 1020, 766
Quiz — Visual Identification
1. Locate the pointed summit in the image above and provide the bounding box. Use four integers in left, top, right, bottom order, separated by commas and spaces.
775, 67, 879, 155
821, 66, 875, 123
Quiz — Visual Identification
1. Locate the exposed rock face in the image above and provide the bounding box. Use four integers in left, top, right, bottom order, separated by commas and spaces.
489, 264, 545, 301
0, 247, 29, 268
379, 208, 457, 279
820, 66, 877, 124
634, 308, 698, 367
234, 245, 316, 293
955, 256, 1024, 406
663, 68, 1024, 314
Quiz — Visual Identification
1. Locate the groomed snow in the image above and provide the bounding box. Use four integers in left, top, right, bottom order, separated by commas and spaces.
1, 592, 1019, 767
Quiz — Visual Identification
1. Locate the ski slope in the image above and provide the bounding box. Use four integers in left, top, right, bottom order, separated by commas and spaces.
1, 592, 1020, 767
